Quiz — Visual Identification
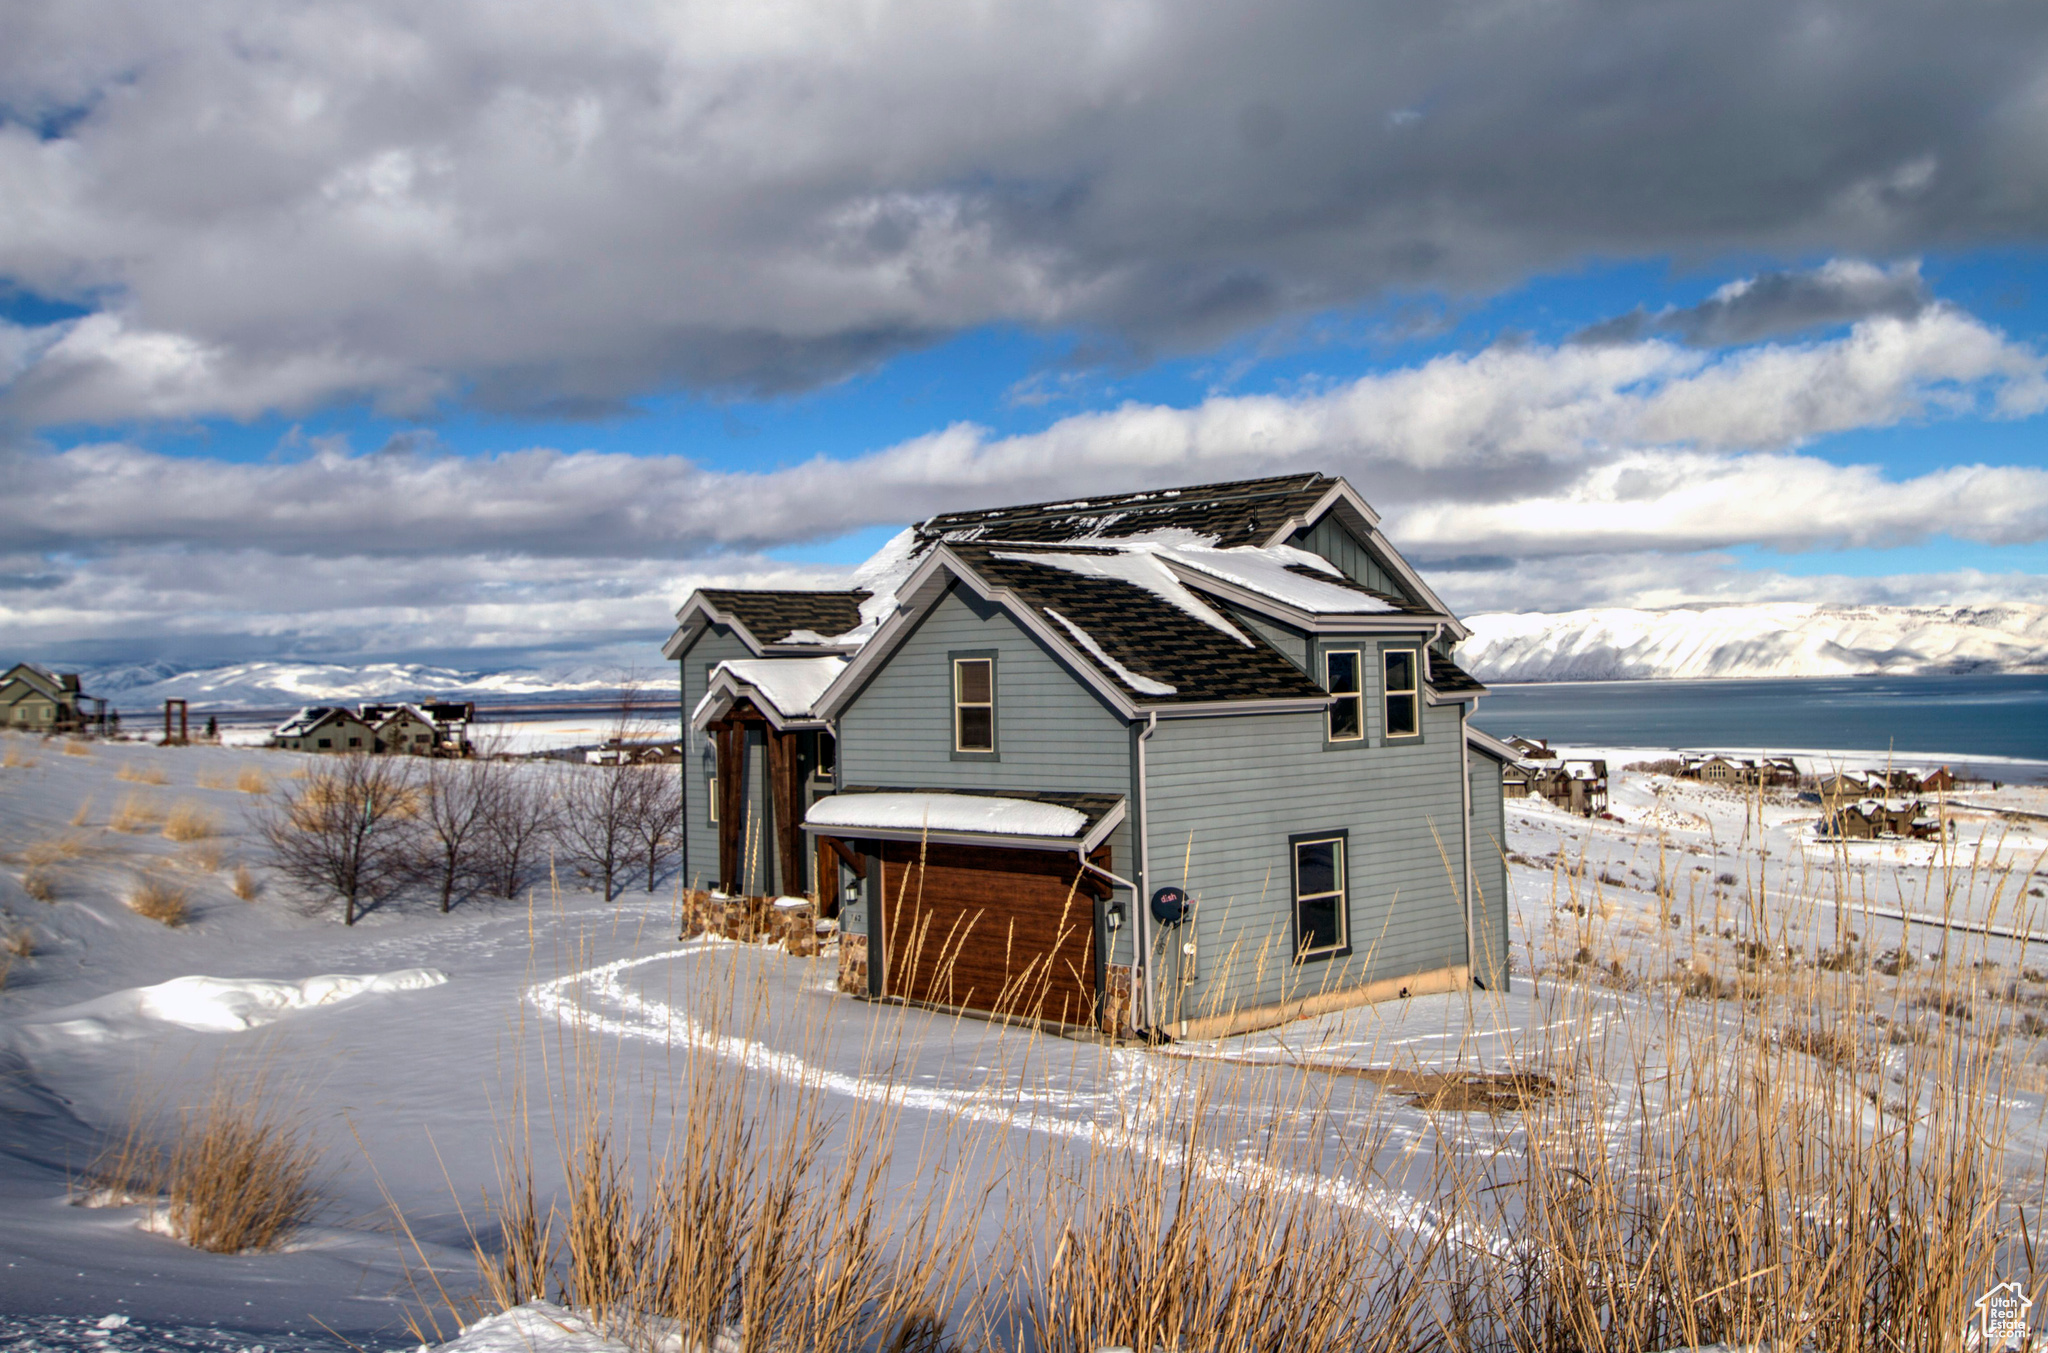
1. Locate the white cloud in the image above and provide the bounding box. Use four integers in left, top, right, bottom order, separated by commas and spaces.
7, 2, 2048, 419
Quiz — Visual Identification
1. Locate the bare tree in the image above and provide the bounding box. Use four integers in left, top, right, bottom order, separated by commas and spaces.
417, 755, 495, 912
628, 763, 682, 892
474, 760, 557, 901
257, 753, 419, 925
555, 759, 636, 900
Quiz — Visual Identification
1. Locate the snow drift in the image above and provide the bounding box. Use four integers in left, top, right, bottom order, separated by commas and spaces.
27, 970, 448, 1041
1457, 603, 2048, 683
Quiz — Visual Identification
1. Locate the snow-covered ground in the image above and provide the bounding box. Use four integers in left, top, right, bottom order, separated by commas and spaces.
1460, 601, 2048, 681
1, 732, 2044, 1350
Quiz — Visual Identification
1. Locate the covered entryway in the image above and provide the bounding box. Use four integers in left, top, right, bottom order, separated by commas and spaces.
875, 841, 1103, 1025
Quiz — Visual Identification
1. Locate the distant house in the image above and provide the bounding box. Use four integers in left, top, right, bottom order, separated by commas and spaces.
272, 707, 377, 753
1821, 797, 1942, 841
1913, 766, 1957, 794
1501, 761, 1538, 798
365, 704, 438, 755
586, 738, 684, 766
1695, 755, 1749, 785
1531, 759, 1609, 816
1505, 735, 1556, 760
0, 663, 90, 734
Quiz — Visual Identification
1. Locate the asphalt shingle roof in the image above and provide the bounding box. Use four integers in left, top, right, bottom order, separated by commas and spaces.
1426, 652, 1487, 697
953, 543, 1330, 705
699, 589, 869, 645
916, 473, 1335, 547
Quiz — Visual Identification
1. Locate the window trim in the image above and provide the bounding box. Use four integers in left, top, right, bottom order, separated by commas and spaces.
1289, 829, 1351, 962
949, 650, 1000, 761
1323, 647, 1365, 745
1382, 647, 1420, 741
707, 771, 719, 824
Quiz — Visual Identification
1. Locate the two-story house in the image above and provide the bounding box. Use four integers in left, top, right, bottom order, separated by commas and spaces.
665, 473, 1512, 1039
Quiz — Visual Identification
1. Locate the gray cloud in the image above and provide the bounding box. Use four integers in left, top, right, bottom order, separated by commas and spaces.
4, 3, 2048, 422
1575, 260, 1934, 347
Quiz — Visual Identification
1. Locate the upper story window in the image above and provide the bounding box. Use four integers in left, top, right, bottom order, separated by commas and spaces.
1383, 648, 1419, 738
1324, 649, 1363, 742
953, 657, 995, 753
815, 731, 837, 780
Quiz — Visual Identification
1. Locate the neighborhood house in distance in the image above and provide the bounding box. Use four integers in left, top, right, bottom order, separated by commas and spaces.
271, 701, 476, 756
0, 662, 99, 734
665, 472, 1512, 1039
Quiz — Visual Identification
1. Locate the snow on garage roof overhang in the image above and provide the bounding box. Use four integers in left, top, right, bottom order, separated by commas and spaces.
803, 787, 1127, 855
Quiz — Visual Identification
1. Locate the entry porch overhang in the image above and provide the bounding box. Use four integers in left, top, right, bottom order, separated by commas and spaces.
803, 786, 1127, 857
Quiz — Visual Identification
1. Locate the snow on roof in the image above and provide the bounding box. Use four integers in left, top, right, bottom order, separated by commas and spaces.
989, 545, 1254, 646
704, 656, 847, 720
273, 705, 346, 736
804, 791, 1089, 839
1043, 608, 1176, 696
1152, 539, 1398, 615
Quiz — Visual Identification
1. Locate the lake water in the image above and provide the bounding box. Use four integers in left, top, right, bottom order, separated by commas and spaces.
1470, 673, 2048, 772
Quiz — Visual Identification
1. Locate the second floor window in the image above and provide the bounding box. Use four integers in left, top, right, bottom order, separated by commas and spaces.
1383, 648, 1419, 738
953, 657, 995, 752
1325, 649, 1363, 742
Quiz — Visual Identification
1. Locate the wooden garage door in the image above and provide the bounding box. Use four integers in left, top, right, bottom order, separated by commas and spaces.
876, 842, 1099, 1026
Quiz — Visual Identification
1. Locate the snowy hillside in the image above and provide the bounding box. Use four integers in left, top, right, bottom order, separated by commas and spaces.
73, 661, 632, 710
1458, 603, 2048, 683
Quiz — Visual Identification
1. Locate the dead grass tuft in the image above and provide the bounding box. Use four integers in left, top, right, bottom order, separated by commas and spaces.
69, 794, 93, 827
235, 766, 270, 795
61, 739, 92, 757
22, 867, 55, 902
22, 833, 86, 866
195, 769, 234, 790
179, 841, 225, 873
3, 745, 37, 769
230, 864, 259, 901
86, 1066, 323, 1254
116, 762, 168, 785
4, 928, 33, 958
127, 875, 188, 926
110, 793, 165, 833
161, 800, 220, 842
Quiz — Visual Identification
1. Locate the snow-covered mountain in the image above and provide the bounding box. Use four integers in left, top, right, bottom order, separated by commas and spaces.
1457, 603, 2048, 683
73, 660, 636, 711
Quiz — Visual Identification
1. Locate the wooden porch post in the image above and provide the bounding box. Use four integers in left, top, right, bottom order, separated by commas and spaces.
716, 721, 746, 891
765, 726, 805, 898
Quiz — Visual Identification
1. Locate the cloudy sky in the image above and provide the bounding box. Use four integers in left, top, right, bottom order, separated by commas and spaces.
4, 0, 2048, 671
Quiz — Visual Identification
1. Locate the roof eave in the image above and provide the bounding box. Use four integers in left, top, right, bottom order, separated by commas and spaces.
803, 796, 1126, 857
1166, 566, 1449, 634
1142, 695, 1335, 719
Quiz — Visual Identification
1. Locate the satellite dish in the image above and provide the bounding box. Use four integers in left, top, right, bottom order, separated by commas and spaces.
1149, 885, 1189, 926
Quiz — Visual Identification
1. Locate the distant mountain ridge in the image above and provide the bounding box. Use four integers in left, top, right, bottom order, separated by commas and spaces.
71, 660, 635, 711
1457, 603, 2048, 683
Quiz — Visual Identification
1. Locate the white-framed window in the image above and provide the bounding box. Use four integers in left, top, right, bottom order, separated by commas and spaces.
1324, 649, 1363, 742
815, 731, 836, 780
1383, 648, 1419, 738
707, 773, 718, 824
953, 657, 995, 753
1291, 832, 1349, 959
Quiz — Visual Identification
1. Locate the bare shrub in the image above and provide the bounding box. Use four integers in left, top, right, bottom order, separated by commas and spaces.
628, 764, 682, 893
257, 753, 419, 924
230, 864, 259, 901
22, 867, 55, 902
116, 762, 168, 785
555, 761, 637, 901
110, 793, 165, 832
162, 800, 221, 842
128, 875, 189, 926
416, 756, 498, 913
61, 739, 92, 758
22, 833, 86, 865
235, 766, 270, 795
86, 1066, 322, 1254
474, 762, 556, 901
179, 841, 226, 873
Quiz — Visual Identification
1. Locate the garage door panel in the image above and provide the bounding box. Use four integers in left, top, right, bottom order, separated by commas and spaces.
877, 843, 1098, 1024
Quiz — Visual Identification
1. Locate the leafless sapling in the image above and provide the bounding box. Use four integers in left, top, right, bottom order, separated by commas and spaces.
257, 753, 419, 925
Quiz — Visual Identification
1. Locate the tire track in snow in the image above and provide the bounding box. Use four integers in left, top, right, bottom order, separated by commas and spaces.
528, 944, 1471, 1242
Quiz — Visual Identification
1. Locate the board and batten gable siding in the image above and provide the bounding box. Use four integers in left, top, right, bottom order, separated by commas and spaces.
1467, 750, 1510, 991
837, 584, 1131, 794
1221, 604, 1310, 674
1289, 516, 1409, 602
1143, 693, 1471, 1020
676, 621, 762, 893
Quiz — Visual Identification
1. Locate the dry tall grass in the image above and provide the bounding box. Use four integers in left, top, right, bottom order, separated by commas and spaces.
116, 762, 168, 785
127, 875, 189, 926
21, 867, 55, 902
162, 800, 221, 842
179, 841, 226, 873
86, 1065, 323, 1254
110, 793, 166, 832
62, 739, 92, 757
69, 794, 93, 827
195, 769, 234, 790
236, 766, 270, 794
230, 864, 260, 900
4, 928, 33, 957
3, 745, 37, 768
22, 832, 86, 865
